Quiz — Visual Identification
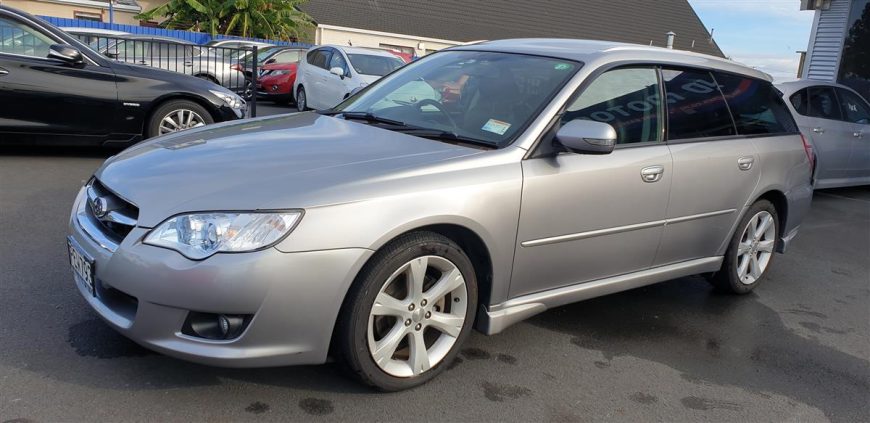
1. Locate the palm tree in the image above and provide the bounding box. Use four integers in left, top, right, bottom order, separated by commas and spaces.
137, 0, 313, 42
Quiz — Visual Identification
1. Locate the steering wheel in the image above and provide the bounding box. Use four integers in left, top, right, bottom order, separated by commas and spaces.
414, 98, 459, 132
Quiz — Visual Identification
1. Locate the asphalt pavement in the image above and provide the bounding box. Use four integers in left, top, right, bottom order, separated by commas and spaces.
1, 110, 868, 422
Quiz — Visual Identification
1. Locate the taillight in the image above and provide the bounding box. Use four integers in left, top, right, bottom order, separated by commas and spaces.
800, 133, 815, 170
230, 64, 243, 71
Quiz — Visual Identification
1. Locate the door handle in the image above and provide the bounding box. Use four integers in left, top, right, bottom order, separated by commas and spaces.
640, 165, 664, 183
738, 156, 755, 171
184, 61, 193, 67
812, 127, 825, 134
854, 131, 864, 139
0, 67, 7, 76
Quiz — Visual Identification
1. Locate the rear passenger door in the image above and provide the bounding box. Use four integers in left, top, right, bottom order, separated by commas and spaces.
306, 48, 333, 109
512, 67, 672, 297
654, 68, 762, 266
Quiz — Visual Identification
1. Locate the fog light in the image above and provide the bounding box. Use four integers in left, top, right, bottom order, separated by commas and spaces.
182, 311, 250, 340
271, 85, 279, 91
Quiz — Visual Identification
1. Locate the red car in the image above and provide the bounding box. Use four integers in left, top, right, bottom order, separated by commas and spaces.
256, 62, 298, 105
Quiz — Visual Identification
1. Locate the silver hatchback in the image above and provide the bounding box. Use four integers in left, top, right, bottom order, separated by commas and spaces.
68, 39, 814, 390
777, 80, 870, 189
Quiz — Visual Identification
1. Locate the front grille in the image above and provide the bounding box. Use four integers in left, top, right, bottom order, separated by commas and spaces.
85, 178, 139, 243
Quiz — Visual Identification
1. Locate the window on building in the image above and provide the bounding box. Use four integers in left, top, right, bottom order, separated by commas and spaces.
73, 11, 102, 22
562, 67, 663, 144
714, 72, 797, 135
662, 68, 736, 140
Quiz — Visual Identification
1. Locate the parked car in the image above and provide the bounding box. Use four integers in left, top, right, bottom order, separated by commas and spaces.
0, 6, 246, 145
777, 81, 869, 188
294, 45, 406, 111
99, 34, 247, 91
61, 27, 129, 51
236, 45, 307, 98
256, 62, 298, 104
67, 39, 813, 391
203, 39, 273, 49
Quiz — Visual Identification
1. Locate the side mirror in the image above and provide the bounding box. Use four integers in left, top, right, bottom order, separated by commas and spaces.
555, 119, 617, 155
48, 44, 84, 65
329, 66, 346, 78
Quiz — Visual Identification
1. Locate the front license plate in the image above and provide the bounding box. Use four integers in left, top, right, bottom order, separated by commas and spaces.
67, 237, 95, 296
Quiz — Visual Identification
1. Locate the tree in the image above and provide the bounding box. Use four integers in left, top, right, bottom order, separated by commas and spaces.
137, 0, 314, 42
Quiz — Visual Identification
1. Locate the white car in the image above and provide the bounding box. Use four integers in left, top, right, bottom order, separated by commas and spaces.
294, 45, 406, 111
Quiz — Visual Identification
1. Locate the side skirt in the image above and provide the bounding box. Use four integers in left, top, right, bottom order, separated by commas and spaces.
475, 256, 724, 335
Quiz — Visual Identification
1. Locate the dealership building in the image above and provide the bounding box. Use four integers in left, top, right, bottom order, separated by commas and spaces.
300, 0, 724, 58
801, 0, 870, 99
4, 0, 724, 60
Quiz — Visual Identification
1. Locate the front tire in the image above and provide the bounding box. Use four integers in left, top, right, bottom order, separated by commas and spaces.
146, 100, 214, 138
334, 232, 478, 391
709, 200, 779, 294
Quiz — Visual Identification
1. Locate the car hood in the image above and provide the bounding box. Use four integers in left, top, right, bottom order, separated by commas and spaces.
357, 74, 380, 85
96, 113, 483, 227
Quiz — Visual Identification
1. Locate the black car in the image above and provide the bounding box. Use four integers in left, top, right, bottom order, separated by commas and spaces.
0, 6, 246, 146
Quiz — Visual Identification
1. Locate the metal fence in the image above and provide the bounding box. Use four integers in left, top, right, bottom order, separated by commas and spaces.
75, 35, 261, 116
39, 16, 310, 47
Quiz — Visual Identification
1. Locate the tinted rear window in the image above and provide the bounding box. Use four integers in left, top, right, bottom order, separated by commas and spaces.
347, 54, 405, 76
714, 73, 797, 135
662, 68, 735, 140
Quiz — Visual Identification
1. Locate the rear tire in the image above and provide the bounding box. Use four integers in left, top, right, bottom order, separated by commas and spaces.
146, 100, 213, 139
708, 200, 779, 294
334, 232, 478, 391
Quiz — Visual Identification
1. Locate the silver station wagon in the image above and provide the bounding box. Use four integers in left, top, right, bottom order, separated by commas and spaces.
68, 39, 814, 390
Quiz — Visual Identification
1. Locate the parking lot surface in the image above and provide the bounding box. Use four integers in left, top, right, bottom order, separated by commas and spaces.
1, 113, 868, 421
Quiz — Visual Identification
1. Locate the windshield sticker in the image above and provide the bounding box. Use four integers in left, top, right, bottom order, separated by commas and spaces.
554, 63, 572, 71
481, 119, 511, 135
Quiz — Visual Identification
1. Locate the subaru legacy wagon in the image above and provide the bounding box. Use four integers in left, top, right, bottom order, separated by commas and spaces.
68, 39, 814, 390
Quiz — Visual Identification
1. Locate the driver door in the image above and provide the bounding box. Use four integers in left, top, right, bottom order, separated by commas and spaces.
0, 13, 119, 144
510, 66, 672, 297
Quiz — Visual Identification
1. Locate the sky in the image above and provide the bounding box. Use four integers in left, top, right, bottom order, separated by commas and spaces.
687, 0, 814, 81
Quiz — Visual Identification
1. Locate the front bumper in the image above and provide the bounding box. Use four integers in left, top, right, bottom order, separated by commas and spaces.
68, 188, 372, 367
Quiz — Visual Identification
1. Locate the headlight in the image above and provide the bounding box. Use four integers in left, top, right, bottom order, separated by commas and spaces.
209, 89, 245, 110
144, 211, 302, 260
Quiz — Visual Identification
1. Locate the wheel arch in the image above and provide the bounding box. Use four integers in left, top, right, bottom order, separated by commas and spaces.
721, 188, 789, 255
329, 222, 496, 354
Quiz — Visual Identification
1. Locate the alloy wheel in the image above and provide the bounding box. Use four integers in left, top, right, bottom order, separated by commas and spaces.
158, 109, 206, 135
367, 255, 468, 377
736, 210, 776, 285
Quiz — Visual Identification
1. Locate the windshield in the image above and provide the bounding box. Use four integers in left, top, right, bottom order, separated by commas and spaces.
334, 51, 580, 147
347, 53, 405, 76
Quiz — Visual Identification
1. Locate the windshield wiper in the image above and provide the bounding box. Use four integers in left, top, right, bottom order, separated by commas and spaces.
398, 128, 497, 149
319, 110, 495, 149
320, 110, 409, 127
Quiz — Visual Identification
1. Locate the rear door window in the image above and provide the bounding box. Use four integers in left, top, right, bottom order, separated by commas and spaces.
562, 67, 663, 144
805, 86, 842, 121
835, 88, 870, 124
714, 72, 797, 135
662, 68, 736, 140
